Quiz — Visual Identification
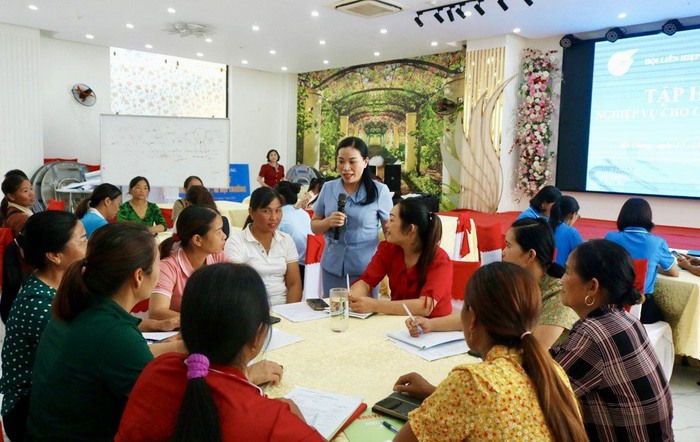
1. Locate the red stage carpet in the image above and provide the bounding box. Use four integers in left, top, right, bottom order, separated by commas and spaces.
453, 210, 700, 251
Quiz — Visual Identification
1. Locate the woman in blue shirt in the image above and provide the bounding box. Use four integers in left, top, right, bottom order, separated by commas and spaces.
549, 195, 584, 266
75, 183, 122, 238
604, 198, 679, 323
276, 181, 313, 283
311, 137, 393, 296
516, 185, 561, 221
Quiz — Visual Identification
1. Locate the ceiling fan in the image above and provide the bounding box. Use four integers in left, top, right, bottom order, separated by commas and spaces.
71, 83, 96, 106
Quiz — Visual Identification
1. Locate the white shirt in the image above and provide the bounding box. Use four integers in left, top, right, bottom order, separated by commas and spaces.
224, 225, 298, 306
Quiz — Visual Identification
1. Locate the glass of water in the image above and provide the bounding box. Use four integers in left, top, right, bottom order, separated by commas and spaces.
329, 288, 349, 332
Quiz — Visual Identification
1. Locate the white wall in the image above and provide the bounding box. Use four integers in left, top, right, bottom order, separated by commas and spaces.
40, 36, 110, 165
228, 67, 298, 191
0, 24, 44, 175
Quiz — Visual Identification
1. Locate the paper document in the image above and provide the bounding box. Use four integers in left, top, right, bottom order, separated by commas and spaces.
265, 328, 303, 351
286, 387, 363, 440
386, 329, 464, 350
271, 302, 327, 322
389, 338, 470, 361
142, 331, 178, 342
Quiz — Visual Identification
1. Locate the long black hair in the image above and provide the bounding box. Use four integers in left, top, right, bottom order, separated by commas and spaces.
510, 218, 564, 278
529, 185, 561, 214
549, 195, 580, 231
173, 263, 271, 442
396, 198, 442, 291
336, 137, 377, 206
1, 211, 79, 323
74, 183, 122, 219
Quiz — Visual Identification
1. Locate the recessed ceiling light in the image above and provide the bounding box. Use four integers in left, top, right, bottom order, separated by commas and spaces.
126, 23, 134, 29
464, 10, 472, 16
281, 66, 288, 71
311, 10, 319, 17
380, 28, 388, 34
145, 44, 153, 49
323, 60, 329, 64
374, 51, 380, 57
28, 4, 38, 10
513, 27, 521, 33
196, 52, 204, 57
167, 7, 176, 13
242, 59, 249, 65
269, 49, 276, 55
431, 41, 438, 46
205, 38, 212, 43
85, 34, 95, 39
319, 40, 326, 45
252, 25, 260, 31
618, 12, 627, 19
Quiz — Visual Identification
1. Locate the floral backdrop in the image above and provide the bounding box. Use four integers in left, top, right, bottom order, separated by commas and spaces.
297, 51, 465, 196
110, 47, 227, 118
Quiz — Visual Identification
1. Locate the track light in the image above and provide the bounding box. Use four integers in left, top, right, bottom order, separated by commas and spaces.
661, 19, 683, 36
414, 14, 424, 27
559, 34, 579, 48
605, 27, 626, 43
455, 6, 466, 19
446, 8, 455, 21
523, 0, 533, 5
497, 0, 508, 11
434, 9, 445, 23
474, 2, 485, 16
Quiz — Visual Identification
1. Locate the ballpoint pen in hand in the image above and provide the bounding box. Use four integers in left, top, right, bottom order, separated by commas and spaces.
402, 303, 423, 335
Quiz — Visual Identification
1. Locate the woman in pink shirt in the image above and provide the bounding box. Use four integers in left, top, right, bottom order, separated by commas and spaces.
149, 205, 229, 320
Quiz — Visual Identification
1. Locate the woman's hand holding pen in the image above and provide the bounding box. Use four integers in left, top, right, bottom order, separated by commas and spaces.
248, 360, 284, 386
405, 316, 432, 337
349, 293, 376, 313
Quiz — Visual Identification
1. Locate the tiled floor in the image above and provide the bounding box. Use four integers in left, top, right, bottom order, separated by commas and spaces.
669, 364, 700, 441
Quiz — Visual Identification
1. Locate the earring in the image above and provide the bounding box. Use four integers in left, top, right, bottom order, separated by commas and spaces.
584, 295, 595, 306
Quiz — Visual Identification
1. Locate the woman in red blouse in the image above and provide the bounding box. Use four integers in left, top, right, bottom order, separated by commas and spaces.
348, 198, 452, 318
256, 149, 285, 188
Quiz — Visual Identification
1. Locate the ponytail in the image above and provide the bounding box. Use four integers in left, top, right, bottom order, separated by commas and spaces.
160, 206, 219, 259
0, 197, 9, 223
336, 137, 377, 206
173, 354, 221, 442
397, 199, 442, 291
465, 262, 587, 442
549, 196, 580, 232
74, 197, 91, 219
75, 183, 122, 219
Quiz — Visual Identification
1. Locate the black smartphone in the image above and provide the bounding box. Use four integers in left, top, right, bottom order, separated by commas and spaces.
671, 251, 681, 258
306, 298, 329, 311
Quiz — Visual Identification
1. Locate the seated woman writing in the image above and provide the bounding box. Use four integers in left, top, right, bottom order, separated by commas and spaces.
117, 263, 322, 441
392, 262, 587, 442
150, 205, 229, 320
348, 199, 452, 318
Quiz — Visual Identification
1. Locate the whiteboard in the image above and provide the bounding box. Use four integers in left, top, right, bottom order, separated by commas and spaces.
100, 115, 230, 187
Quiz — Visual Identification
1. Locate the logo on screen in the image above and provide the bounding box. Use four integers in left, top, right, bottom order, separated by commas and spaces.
607, 49, 638, 76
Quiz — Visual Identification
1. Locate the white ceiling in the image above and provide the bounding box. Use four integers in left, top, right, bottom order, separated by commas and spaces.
1, 0, 699, 73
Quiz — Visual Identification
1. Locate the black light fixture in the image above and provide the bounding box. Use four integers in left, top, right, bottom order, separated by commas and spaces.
434, 9, 445, 23
661, 19, 683, 36
523, 0, 533, 5
605, 27, 626, 43
497, 0, 508, 11
455, 5, 466, 19
446, 8, 455, 21
414, 14, 424, 27
474, 2, 485, 16
559, 34, 579, 48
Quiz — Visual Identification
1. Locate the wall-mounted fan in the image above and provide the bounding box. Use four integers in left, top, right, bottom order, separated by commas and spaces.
431, 97, 460, 116
71, 83, 96, 106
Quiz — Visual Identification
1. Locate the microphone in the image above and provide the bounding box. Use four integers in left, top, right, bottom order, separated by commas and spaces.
333, 193, 347, 240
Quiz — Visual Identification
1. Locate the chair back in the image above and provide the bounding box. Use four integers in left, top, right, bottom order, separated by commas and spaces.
159, 208, 174, 229
302, 234, 325, 300
130, 298, 150, 320
450, 260, 480, 301
626, 258, 648, 317
47, 199, 66, 211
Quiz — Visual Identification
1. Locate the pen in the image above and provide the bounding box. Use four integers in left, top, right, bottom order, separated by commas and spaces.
402, 303, 423, 335
382, 420, 399, 433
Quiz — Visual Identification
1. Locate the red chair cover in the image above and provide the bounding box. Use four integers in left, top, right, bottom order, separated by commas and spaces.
306, 234, 325, 264
43, 158, 77, 163
624, 258, 648, 312
130, 299, 149, 314
305, 209, 314, 218
0, 228, 15, 284
84, 164, 101, 172
46, 199, 66, 211
451, 261, 481, 300
476, 223, 503, 252
160, 208, 174, 229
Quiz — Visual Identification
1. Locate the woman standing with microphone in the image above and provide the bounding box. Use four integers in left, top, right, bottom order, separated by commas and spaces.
311, 137, 393, 296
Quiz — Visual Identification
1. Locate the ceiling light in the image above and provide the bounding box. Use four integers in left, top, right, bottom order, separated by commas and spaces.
617, 12, 627, 19
446, 8, 455, 21
323, 60, 329, 64
474, 2, 485, 16
497, 0, 508, 11
433, 10, 444, 23
513, 27, 521, 33
241, 59, 249, 65
661, 19, 683, 36
145, 44, 153, 49
523, 0, 533, 5
28, 4, 38, 10
311, 10, 319, 17
455, 6, 466, 19
374, 51, 380, 57
380, 28, 388, 34
269, 49, 276, 55
85, 34, 94, 39
431, 41, 438, 46
126, 23, 134, 29
167, 7, 176, 13
414, 14, 424, 27
281, 66, 288, 71
319, 40, 326, 45
205, 38, 212, 43
196, 52, 204, 57
252, 25, 260, 31
605, 27, 626, 43
559, 34, 579, 48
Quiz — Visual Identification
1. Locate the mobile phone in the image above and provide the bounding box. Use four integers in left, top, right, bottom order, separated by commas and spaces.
671, 251, 681, 258
306, 298, 329, 311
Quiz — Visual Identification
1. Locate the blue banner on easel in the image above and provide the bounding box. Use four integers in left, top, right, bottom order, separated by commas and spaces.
210, 164, 250, 202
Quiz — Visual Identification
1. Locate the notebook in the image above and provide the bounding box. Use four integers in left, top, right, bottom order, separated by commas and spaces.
285, 387, 365, 440
386, 329, 465, 349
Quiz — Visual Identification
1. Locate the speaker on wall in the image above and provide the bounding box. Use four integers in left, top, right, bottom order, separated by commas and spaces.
384, 164, 401, 194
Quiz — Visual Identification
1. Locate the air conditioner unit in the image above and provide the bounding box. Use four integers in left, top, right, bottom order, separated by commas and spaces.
334, 0, 403, 18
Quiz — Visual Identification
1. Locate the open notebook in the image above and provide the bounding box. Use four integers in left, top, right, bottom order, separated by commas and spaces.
285, 387, 365, 440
